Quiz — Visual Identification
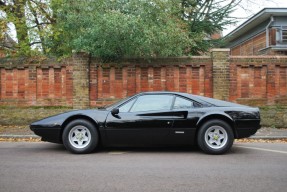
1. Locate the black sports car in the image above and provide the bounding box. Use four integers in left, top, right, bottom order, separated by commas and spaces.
30, 92, 261, 154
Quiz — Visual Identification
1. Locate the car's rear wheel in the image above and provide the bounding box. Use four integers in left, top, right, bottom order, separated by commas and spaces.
197, 119, 234, 155
62, 119, 98, 154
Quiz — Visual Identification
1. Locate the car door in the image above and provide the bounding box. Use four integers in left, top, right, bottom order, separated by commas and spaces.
168, 96, 201, 145
105, 94, 187, 146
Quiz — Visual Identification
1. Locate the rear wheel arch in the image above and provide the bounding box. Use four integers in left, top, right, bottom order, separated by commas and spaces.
196, 114, 236, 138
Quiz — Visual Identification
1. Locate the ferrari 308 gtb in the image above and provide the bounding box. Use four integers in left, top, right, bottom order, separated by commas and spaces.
30, 92, 261, 154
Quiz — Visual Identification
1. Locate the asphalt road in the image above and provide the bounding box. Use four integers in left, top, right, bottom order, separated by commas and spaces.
0, 142, 287, 192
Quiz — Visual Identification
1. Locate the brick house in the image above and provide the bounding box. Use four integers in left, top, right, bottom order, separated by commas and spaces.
225, 8, 287, 55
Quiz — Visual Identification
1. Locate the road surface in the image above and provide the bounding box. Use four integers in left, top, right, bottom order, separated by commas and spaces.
0, 142, 286, 192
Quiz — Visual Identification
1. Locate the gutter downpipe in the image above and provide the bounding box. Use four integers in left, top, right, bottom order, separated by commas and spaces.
266, 16, 274, 48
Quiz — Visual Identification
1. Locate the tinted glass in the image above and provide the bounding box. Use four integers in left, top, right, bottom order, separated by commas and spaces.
173, 97, 193, 109
119, 98, 136, 112
130, 95, 173, 112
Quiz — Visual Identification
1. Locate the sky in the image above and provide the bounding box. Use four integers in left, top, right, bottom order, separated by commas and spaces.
223, 0, 287, 36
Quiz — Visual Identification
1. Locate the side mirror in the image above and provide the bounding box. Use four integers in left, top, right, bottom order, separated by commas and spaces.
111, 108, 119, 115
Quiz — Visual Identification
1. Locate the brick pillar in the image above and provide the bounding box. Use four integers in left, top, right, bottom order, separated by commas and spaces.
211, 49, 230, 100
72, 52, 90, 109
266, 64, 276, 105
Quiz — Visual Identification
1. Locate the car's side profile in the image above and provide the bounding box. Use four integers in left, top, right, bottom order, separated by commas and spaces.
30, 92, 261, 154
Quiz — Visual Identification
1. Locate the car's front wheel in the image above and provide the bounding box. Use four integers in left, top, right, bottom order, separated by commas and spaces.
197, 119, 234, 155
62, 119, 98, 154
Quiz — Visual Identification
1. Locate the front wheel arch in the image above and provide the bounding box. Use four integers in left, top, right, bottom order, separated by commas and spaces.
60, 115, 100, 143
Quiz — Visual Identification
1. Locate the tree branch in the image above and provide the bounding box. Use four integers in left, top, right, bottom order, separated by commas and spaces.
29, 41, 42, 46
28, 22, 52, 29
30, 0, 55, 23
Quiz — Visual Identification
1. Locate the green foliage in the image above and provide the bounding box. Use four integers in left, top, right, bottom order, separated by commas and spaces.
1, 0, 240, 59
0, 0, 29, 55
181, 0, 238, 54
49, 0, 192, 61
0, 0, 55, 56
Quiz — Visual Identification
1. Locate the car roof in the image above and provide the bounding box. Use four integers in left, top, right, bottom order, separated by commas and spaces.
137, 91, 191, 96
136, 91, 199, 99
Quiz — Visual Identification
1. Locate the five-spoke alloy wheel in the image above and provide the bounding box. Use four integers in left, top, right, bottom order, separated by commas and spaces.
197, 119, 234, 155
63, 119, 98, 154
68, 125, 91, 149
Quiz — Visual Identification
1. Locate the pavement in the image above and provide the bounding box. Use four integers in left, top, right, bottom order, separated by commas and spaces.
249, 127, 287, 139
0, 127, 287, 140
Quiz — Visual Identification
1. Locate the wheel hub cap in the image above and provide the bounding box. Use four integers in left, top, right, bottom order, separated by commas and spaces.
213, 134, 219, 140
204, 126, 228, 149
76, 133, 84, 140
68, 126, 91, 149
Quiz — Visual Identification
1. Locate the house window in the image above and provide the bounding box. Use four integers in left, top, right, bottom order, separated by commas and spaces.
282, 28, 287, 43
276, 26, 287, 44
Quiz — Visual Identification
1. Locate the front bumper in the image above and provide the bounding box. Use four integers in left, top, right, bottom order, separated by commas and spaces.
30, 125, 62, 144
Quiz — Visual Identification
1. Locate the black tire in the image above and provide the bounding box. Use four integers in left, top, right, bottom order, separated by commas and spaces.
62, 119, 98, 154
197, 119, 234, 155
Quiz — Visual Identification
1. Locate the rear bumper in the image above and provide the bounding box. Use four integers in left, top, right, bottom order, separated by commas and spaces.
234, 119, 261, 139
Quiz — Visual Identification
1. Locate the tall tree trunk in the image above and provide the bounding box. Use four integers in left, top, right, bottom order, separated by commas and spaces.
13, 0, 30, 53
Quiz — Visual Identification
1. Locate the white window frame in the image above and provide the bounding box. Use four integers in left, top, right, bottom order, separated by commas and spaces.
276, 26, 287, 45
282, 26, 287, 43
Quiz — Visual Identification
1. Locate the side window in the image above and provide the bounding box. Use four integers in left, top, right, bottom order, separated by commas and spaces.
173, 97, 194, 109
130, 95, 173, 112
119, 98, 136, 112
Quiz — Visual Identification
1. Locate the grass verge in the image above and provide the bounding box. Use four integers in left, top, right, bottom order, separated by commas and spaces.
0, 106, 72, 126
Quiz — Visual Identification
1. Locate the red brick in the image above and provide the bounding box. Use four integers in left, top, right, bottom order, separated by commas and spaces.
0, 55, 286, 107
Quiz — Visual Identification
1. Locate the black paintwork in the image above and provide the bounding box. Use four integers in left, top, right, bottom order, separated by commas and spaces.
30, 92, 261, 146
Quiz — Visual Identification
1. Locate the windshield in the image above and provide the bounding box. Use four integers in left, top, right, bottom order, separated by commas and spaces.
104, 97, 133, 110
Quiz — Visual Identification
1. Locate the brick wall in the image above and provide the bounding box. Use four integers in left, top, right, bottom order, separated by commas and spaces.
229, 56, 287, 105
89, 57, 213, 106
0, 50, 287, 109
0, 58, 73, 106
